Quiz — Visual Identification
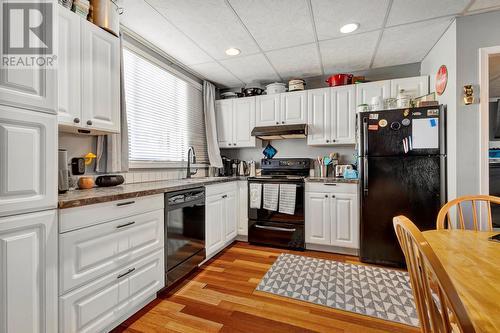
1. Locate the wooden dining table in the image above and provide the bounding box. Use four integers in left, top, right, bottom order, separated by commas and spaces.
422, 229, 500, 333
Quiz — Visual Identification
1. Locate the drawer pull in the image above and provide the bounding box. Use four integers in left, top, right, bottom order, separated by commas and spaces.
255, 225, 296, 232
117, 268, 135, 279
324, 183, 337, 186
116, 221, 136, 229
116, 201, 135, 207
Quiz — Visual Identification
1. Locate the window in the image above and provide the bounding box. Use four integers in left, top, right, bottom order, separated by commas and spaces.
123, 46, 207, 167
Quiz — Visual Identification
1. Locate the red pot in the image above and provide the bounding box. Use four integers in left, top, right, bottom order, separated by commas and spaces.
325, 74, 353, 87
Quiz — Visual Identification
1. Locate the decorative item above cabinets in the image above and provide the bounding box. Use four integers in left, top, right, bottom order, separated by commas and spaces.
256, 90, 307, 126
215, 97, 257, 148
57, 6, 121, 134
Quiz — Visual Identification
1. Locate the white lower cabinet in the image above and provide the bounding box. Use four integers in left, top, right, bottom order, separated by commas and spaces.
305, 183, 359, 251
60, 249, 164, 333
205, 182, 238, 259
58, 195, 165, 332
237, 181, 248, 236
0, 210, 58, 333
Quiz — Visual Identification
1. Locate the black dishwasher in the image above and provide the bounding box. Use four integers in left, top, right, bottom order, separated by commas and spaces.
165, 187, 205, 287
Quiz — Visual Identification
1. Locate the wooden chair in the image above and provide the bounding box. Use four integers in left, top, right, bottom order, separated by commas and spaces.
436, 195, 500, 231
393, 216, 475, 333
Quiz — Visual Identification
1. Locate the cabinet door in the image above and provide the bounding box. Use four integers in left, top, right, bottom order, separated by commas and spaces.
390, 76, 429, 98
355, 80, 391, 105
307, 88, 331, 145
233, 97, 256, 148
0, 3, 57, 114
331, 85, 356, 144
205, 194, 225, 257
330, 193, 359, 249
256, 94, 280, 126
237, 181, 248, 236
215, 100, 233, 148
0, 105, 57, 217
81, 21, 120, 133
57, 7, 82, 127
0, 210, 58, 333
305, 192, 331, 245
59, 209, 164, 293
224, 190, 237, 242
280, 91, 307, 125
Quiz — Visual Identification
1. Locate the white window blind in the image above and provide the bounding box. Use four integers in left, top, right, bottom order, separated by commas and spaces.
123, 47, 207, 166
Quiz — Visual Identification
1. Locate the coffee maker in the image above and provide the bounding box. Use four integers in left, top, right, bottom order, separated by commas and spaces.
218, 156, 233, 176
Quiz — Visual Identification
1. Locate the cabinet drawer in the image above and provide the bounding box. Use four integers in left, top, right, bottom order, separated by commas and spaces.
60, 209, 164, 293
59, 194, 164, 233
205, 182, 237, 196
60, 249, 164, 333
306, 182, 358, 194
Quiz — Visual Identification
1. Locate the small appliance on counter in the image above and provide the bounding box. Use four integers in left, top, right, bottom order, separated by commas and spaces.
58, 149, 69, 193
335, 164, 353, 178
71, 157, 85, 175
95, 175, 125, 187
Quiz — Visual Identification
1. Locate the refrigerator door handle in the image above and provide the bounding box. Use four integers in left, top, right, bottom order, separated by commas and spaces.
363, 117, 369, 155
363, 158, 369, 196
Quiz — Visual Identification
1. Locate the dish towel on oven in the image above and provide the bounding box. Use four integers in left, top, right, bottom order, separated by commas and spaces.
279, 184, 296, 215
249, 183, 262, 209
263, 183, 279, 211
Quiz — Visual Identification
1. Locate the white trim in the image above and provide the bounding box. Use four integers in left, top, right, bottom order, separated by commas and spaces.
479, 45, 500, 222
122, 39, 202, 91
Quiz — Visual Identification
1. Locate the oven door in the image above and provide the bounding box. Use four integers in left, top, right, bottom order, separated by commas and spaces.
248, 220, 304, 250
248, 179, 304, 223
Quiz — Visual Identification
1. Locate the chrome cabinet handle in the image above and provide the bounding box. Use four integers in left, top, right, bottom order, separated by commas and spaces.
73, 117, 80, 123
116, 221, 135, 229
117, 268, 135, 279
87, 120, 93, 126
117, 201, 135, 207
255, 225, 296, 232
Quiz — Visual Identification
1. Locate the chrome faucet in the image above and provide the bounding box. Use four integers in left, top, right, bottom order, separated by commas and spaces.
186, 146, 197, 178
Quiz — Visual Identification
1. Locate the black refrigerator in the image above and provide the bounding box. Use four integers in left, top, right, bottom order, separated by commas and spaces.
358, 106, 447, 267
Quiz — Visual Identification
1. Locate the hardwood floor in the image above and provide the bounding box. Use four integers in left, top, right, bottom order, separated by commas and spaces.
112, 242, 419, 333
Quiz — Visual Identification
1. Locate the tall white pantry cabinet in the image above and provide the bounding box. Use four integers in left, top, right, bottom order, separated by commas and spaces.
0, 2, 58, 333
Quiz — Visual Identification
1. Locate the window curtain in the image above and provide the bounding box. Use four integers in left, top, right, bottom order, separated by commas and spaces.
203, 81, 222, 168
96, 34, 129, 173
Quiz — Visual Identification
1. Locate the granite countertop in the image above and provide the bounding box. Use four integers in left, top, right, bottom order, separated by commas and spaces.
58, 177, 246, 209
305, 177, 359, 184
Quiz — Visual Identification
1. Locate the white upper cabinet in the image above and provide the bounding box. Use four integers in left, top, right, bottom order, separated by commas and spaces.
81, 20, 120, 133
215, 97, 256, 148
0, 105, 57, 217
57, 6, 82, 127
307, 88, 331, 145
233, 97, 256, 147
280, 90, 307, 125
307, 86, 355, 145
331, 85, 356, 144
256, 94, 280, 126
0, 210, 58, 333
57, 7, 120, 134
390, 75, 429, 98
0, 4, 57, 114
355, 80, 391, 105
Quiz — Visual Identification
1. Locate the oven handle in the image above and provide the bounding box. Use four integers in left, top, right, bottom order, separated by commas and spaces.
255, 225, 296, 232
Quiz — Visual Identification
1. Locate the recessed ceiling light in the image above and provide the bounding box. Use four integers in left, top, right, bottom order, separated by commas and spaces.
340, 23, 359, 34
225, 48, 241, 56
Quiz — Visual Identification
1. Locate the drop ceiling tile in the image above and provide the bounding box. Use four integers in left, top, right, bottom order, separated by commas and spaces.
219, 53, 280, 84
146, 0, 260, 60
312, 0, 390, 40
387, 0, 469, 26
190, 62, 243, 88
266, 43, 322, 79
373, 17, 453, 68
468, 0, 500, 12
319, 31, 379, 74
228, 0, 315, 51
120, 0, 212, 65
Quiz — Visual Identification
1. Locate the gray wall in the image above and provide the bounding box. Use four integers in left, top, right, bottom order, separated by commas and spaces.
420, 20, 457, 200
456, 10, 500, 196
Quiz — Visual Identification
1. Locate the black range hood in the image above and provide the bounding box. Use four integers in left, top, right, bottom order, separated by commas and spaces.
251, 124, 307, 140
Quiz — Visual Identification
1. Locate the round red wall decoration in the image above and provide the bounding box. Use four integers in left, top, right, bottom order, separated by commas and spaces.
436, 65, 448, 96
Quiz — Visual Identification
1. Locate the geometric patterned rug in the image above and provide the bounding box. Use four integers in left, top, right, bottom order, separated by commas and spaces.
255, 254, 419, 327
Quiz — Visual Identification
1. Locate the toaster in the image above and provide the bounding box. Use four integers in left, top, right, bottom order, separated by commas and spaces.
335, 164, 353, 178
